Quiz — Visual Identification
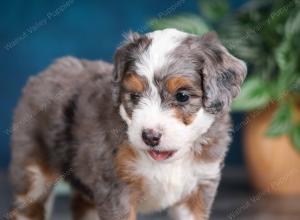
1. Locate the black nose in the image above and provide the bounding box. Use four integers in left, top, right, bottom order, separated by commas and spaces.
142, 129, 162, 147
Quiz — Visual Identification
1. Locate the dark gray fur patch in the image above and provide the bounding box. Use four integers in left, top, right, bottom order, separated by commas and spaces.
63, 93, 78, 143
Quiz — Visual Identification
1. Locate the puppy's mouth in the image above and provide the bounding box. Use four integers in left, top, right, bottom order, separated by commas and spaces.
147, 149, 177, 161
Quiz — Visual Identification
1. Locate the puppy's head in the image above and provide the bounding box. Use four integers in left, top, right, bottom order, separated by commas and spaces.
113, 29, 246, 162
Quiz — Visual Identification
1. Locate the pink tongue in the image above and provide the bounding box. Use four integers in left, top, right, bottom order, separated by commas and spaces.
148, 150, 172, 161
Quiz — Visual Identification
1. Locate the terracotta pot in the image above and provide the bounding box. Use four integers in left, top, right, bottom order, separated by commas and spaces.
244, 104, 300, 195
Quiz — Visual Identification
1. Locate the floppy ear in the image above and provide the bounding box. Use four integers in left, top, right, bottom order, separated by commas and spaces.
113, 32, 141, 82
112, 32, 151, 104
197, 32, 247, 114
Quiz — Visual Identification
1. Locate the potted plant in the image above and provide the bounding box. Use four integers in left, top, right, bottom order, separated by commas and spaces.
149, 0, 300, 195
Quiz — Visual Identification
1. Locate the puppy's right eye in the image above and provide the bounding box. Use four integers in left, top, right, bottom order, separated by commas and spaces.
130, 93, 140, 103
175, 91, 190, 103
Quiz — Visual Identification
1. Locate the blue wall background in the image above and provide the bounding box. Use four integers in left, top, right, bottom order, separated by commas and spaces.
0, 0, 246, 169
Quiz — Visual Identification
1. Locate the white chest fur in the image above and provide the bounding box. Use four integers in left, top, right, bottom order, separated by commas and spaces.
134, 153, 221, 213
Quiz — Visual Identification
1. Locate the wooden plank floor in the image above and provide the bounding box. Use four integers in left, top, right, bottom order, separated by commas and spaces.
1, 168, 300, 220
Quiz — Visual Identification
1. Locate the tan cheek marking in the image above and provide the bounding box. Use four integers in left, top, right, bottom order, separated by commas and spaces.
174, 108, 196, 125
123, 73, 146, 93
115, 143, 142, 188
114, 142, 144, 220
166, 76, 194, 94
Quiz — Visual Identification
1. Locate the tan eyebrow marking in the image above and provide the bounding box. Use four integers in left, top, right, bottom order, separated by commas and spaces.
122, 73, 146, 93
166, 76, 195, 94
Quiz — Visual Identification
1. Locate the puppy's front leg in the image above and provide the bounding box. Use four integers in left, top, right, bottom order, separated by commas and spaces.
169, 179, 220, 220
94, 182, 137, 220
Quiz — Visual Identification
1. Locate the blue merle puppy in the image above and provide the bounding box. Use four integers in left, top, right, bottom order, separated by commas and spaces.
9, 29, 246, 220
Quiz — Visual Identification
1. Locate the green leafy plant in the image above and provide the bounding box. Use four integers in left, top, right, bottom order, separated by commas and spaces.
149, 0, 300, 151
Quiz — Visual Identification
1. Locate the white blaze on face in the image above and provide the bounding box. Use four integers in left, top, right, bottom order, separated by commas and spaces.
136, 28, 188, 82
119, 29, 215, 157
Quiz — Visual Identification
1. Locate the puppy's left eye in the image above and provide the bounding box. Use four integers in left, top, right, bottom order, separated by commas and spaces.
175, 91, 190, 103
130, 93, 141, 103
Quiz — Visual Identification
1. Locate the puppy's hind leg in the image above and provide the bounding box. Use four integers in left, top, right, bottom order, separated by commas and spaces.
8, 160, 58, 220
